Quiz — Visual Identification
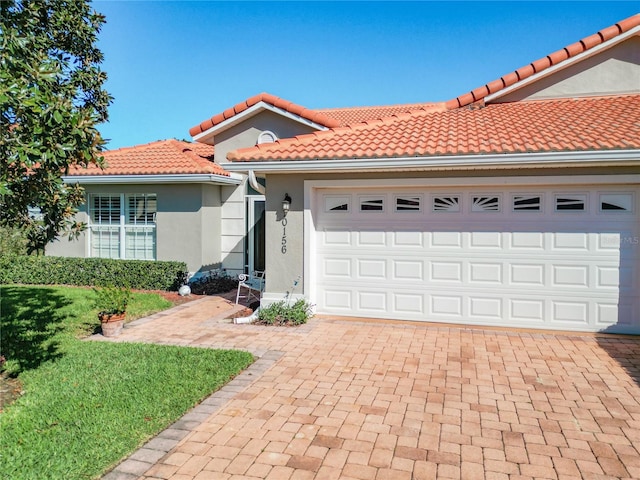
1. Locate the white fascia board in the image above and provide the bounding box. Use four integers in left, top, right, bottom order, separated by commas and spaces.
192, 102, 329, 143
223, 150, 640, 174
62, 173, 243, 185
486, 26, 640, 104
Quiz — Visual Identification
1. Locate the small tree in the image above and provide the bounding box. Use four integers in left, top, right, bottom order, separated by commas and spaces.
0, 0, 112, 253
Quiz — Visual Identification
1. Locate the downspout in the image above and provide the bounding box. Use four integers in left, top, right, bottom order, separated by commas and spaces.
248, 170, 266, 195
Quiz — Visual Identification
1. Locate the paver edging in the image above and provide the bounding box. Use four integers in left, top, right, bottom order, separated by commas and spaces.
101, 349, 283, 480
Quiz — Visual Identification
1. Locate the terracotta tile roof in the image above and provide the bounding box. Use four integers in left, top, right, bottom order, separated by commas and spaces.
68, 139, 228, 176
189, 92, 448, 138
446, 13, 640, 109
189, 92, 343, 137
228, 95, 640, 162
317, 102, 447, 125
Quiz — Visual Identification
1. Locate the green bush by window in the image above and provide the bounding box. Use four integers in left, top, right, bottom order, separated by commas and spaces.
0, 256, 188, 291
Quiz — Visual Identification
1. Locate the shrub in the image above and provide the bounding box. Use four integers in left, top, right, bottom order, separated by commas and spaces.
256, 299, 313, 326
0, 256, 187, 291
188, 271, 238, 295
94, 286, 131, 315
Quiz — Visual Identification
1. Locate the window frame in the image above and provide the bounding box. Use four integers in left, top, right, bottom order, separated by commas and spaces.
88, 193, 157, 260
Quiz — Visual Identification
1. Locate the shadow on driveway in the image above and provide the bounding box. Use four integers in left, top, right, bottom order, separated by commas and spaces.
596, 334, 640, 388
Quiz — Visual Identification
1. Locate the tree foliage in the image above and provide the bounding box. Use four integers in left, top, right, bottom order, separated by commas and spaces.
0, 0, 111, 253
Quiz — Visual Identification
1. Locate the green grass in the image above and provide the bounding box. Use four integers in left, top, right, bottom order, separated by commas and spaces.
0, 285, 254, 480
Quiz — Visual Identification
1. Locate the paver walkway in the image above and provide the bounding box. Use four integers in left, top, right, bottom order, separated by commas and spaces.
99, 295, 640, 480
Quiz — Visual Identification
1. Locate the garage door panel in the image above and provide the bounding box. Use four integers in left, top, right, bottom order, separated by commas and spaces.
323, 257, 351, 278
430, 261, 463, 282
551, 301, 589, 323
552, 232, 590, 250
392, 260, 424, 281
392, 231, 424, 247
510, 264, 545, 286
469, 297, 504, 319
552, 265, 589, 288
357, 291, 387, 313
321, 229, 351, 246
314, 186, 639, 333
322, 289, 352, 310
430, 295, 463, 317
357, 230, 386, 247
510, 232, 545, 249
510, 299, 545, 322
357, 259, 386, 279
469, 262, 503, 284
430, 231, 462, 247
469, 231, 503, 248
393, 293, 424, 314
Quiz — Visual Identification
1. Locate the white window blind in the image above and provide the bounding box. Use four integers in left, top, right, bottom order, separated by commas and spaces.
89, 194, 157, 260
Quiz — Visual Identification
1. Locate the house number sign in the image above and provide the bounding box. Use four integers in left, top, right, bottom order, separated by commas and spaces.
281, 217, 287, 254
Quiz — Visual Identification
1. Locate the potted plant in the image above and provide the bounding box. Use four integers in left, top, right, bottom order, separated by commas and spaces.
94, 286, 131, 337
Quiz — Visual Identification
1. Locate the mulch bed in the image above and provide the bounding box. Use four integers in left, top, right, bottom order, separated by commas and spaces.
151, 290, 203, 306
0, 370, 22, 413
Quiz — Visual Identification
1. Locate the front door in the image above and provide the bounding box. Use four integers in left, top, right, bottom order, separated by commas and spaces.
247, 197, 265, 274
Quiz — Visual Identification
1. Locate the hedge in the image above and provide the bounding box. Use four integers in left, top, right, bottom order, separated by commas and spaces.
0, 256, 188, 291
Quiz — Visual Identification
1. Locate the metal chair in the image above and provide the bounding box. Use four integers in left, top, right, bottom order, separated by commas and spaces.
235, 271, 265, 305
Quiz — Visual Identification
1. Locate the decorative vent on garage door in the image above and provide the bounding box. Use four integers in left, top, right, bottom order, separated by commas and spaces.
325, 195, 350, 212
556, 194, 586, 211
600, 193, 632, 212
513, 195, 542, 211
432, 195, 460, 212
395, 195, 422, 212
472, 196, 500, 212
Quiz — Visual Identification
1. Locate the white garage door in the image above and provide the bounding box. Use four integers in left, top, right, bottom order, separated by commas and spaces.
314, 186, 639, 333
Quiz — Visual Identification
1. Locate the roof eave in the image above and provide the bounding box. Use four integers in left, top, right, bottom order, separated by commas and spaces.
62, 173, 243, 185
223, 150, 640, 174
192, 102, 329, 144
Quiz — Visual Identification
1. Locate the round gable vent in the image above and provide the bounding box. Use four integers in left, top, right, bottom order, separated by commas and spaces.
257, 130, 278, 145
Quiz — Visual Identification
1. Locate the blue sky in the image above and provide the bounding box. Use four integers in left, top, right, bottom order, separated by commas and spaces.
94, 1, 638, 150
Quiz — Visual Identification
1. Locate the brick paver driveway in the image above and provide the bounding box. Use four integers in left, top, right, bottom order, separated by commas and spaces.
101, 296, 640, 480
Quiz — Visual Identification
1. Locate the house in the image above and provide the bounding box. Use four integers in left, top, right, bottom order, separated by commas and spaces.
51, 14, 640, 333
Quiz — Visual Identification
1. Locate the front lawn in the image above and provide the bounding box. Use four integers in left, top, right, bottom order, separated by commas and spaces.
0, 285, 253, 480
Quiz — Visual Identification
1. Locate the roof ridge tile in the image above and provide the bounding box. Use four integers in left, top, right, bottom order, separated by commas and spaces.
446, 13, 640, 110
189, 92, 342, 137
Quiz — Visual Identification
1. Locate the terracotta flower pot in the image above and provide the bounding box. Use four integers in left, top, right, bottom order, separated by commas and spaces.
99, 312, 126, 337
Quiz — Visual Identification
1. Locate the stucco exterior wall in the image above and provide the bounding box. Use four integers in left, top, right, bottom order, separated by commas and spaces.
497, 38, 640, 102
213, 110, 318, 164
262, 166, 640, 298
46, 207, 89, 258
46, 183, 223, 273
263, 175, 306, 301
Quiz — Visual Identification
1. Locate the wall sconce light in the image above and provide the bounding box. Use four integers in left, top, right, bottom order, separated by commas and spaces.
282, 193, 292, 216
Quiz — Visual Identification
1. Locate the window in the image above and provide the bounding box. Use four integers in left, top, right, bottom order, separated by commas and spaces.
432, 195, 460, 212
513, 195, 542, 211
472, 195, 500, 212
395, 195, 422, 212
89, 194, 157, 260
324, 195, 350, 212
359, 196, 384, 211
600, 193, 632, 212
555, 194, 586, 211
